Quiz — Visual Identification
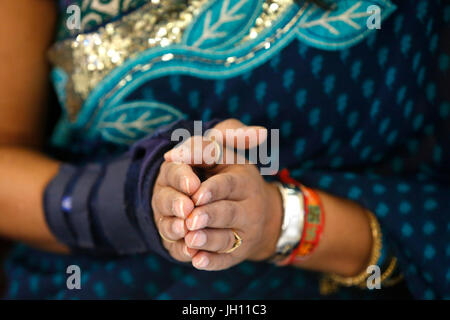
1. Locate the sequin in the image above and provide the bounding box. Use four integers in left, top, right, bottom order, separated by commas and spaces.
49, 0, 208, 120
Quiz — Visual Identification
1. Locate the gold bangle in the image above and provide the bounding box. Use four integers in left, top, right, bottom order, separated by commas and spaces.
320, 211, 404, 295
329, 210, 382, 287
368, 256, 402, 288
218, 230, 242, 254
382, 273, 404, 287
358, 256, 397, 289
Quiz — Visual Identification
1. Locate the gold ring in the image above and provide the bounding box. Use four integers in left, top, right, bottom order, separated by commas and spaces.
158, 217, 176, 243
219, 230, 242, 254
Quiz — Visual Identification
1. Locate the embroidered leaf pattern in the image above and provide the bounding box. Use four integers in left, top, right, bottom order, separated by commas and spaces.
99, 112, 172, 138
191, 0, 247, 48
296, 0, 396, 50
299, 2, 370, 35
96, 102, 184, 144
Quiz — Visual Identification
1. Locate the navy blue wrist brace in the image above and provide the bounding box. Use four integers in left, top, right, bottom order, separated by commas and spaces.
44, 119, 220, 259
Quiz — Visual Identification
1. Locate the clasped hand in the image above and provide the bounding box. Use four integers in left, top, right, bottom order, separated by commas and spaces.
151, 120, 283, 271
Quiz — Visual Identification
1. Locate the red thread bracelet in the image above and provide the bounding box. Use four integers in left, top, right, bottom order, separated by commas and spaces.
278, 169, 325, 265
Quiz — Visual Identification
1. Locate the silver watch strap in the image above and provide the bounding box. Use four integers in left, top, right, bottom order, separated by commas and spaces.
271, 183, 305, 263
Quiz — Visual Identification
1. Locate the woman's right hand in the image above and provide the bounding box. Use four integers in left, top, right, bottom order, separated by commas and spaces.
151, 160, 201, 262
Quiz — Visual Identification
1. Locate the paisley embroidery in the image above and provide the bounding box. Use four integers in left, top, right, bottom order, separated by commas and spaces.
94, 101, 185, 145
296, 0, 397, 50
183, 0, 264, 51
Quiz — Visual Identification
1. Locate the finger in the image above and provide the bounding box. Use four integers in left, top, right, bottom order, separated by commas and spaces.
158, 216, 187, 241
185, 229, 237, 253
165, 240, 197, 263
191, 251, 240, 271
207, 118, 268, 149
164, 136, 221, 167
191, 171, 245, 205
164, 119, 268, 166
186, 201, 244, 231
152, 186, 194, 218
158, 161, 201, 195
165, 136, 245, 169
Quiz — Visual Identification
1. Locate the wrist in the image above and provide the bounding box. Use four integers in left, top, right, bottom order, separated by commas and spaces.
250, 182, 283, 261
293, 191, 371, 276
273, 170, 326, 266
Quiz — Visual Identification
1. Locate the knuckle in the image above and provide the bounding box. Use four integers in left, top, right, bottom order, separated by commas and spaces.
211, 256, 227, 271
167, 164, 177, 181
157, 189, 171, 213
208, 264, 219, 271
210, 183, 219, 200
203, 181, 217, 201
151, 192, 159, 212
205, 256, 218, 270
176, 168, 189, 189
172, 165, 187, 185
170, 248, 184, 262
173, 163, 184, 175
161, 219, 174, 239
225, 174, 237, 193
160, 161, 168, 172
175, 244, 189, 262
158, 217, 167, 233
202, 208, 215, 227
163, 162, 174, 183
227, 203, 238, 227
155, 173, 163, 186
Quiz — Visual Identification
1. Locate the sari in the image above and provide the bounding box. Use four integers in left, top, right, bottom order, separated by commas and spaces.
3, 0, 449, 299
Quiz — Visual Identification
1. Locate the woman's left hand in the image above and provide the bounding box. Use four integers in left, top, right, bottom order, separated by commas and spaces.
186, 163, 283, 270
161, 119, 374, 275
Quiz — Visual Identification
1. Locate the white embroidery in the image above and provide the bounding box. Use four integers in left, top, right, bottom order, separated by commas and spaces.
95, 101, 184, 144
192, 0, 247, 48
80, 12, 102, 30
90, 0, 120, 16
99, 112, 171, 138
299, 2, 371, 36
80, 0, 122, 31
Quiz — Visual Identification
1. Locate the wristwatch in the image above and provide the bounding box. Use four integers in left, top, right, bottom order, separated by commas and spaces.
270, 183, 305, 263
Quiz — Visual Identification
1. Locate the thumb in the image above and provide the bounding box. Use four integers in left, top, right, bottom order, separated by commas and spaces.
207, 119, 268, 149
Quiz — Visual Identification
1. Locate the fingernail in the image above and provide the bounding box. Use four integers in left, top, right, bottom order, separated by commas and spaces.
184, 176, 190, 194
195, 256, 209, 268
183, 245, 192, 257
189, 213, 209, 230
195, 191, 212, 206
179, 199, 185, 217
191, 230, 207, 247
172, 199, 185, 218
172, 219, 185, 237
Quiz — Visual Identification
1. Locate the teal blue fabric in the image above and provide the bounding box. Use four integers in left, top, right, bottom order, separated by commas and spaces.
3, 0, 450, 299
